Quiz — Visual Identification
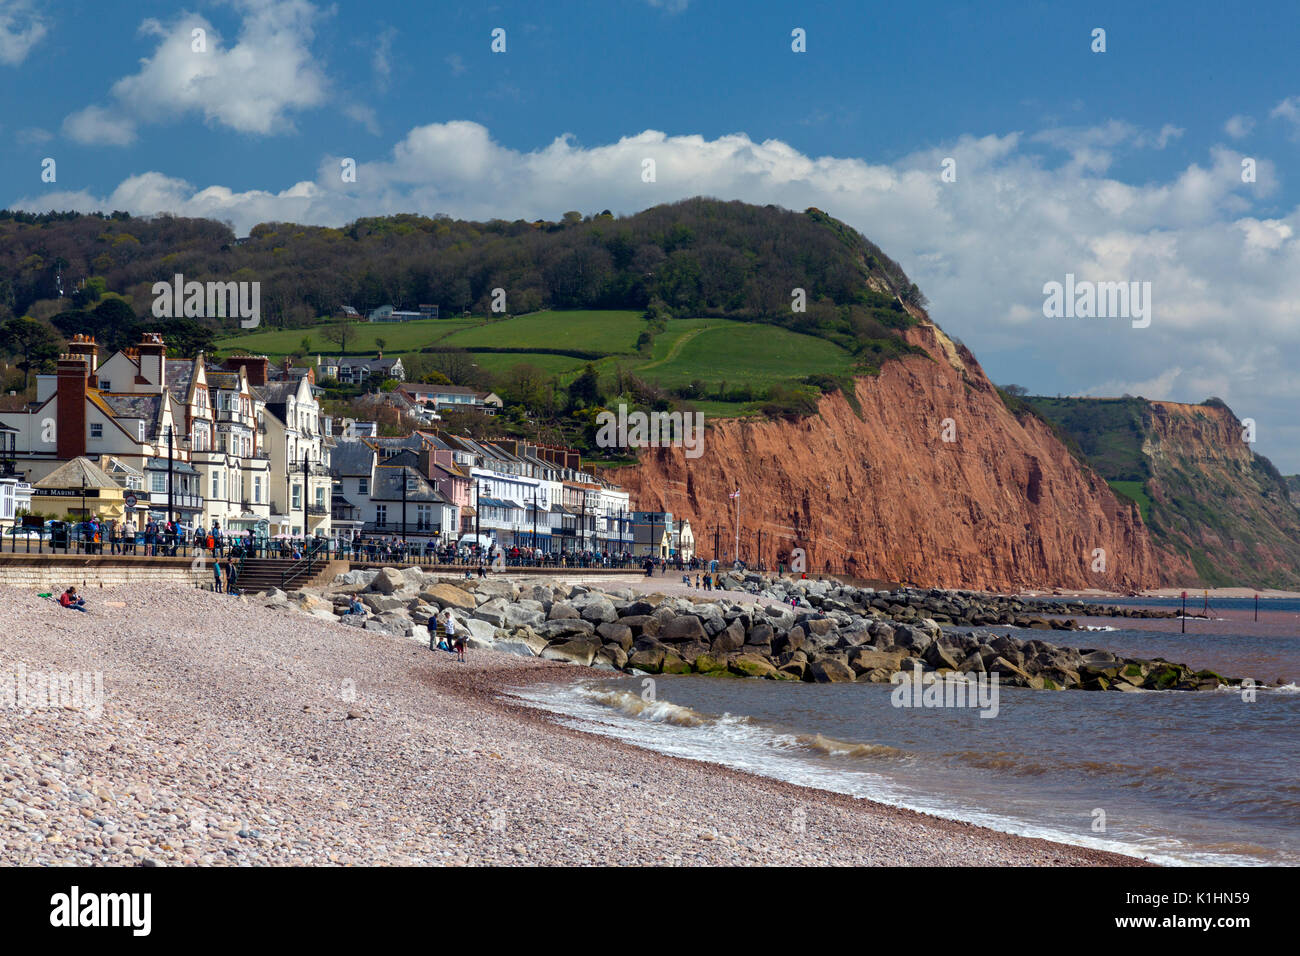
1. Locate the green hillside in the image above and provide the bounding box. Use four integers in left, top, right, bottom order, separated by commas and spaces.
1028, 396, 1300, 588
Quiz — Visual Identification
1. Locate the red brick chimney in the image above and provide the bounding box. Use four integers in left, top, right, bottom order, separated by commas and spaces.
56, 353, 89, 460
66, 334, 100, 387
224, 354, 269, 386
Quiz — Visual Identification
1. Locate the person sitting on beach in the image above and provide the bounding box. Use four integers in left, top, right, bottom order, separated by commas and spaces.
59, 586, 87, 612
346, 597, 366, 615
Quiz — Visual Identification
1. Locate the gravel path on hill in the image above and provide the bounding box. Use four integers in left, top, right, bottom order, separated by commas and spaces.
0, 584, 1145, 866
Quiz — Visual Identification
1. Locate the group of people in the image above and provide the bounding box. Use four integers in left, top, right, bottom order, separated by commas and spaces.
207, 553, 241, 594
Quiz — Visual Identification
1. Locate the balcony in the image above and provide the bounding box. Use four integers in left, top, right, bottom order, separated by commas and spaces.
307, 504, 328, 516
148, 490, 204, 511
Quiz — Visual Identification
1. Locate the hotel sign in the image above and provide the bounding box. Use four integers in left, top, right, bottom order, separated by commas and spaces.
35, 488, 101, 498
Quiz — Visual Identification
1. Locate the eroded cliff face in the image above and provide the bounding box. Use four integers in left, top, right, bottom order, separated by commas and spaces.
606, 323, 1191, 590
1140, 401, 1300, 587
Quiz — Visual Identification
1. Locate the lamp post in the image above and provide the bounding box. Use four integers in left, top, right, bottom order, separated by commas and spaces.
401, 466, 408, 548
167, 425, 176, 526
474, 481, 482, 559
301, 446, 310, 546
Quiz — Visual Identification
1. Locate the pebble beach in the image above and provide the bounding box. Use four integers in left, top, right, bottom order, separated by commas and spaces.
0, 583, 1146, 866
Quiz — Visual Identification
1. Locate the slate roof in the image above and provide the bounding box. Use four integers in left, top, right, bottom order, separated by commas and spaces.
100, 394, 163, 420
35, 457, 122, 490
330, 439, 377, 477
371, 465, 449, 503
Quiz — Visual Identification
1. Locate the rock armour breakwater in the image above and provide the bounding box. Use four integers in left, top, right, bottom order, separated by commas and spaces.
280, 568, 1255, 693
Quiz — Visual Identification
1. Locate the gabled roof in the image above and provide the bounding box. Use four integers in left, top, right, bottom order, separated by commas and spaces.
254, 382, 300, 404
35, 457, 122, 490
330, 439, 377, 477
372, 464, 449, 503
100, 394, 163, 420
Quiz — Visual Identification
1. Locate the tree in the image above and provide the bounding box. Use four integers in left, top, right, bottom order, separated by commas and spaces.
0, 317, 63, 388
322, 316, 358, 356
375, 336, 387, 352
1002, 384, 1029, 398
568, 363, 601, 409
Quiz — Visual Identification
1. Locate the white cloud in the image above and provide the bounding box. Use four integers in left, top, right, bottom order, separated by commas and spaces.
1225, 114, 1255, 139
373, 26, 396, 90
0, 0, 46, 65
1270, 95, 1300, 139
63, 105, 137, 146
16, 117, 1300, 468
344, 104, 380, 136
62, 0, 328, 145
16, 126, 52, 145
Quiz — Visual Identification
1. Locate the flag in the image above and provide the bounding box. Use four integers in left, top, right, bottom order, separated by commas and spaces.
729, 490, 740, 498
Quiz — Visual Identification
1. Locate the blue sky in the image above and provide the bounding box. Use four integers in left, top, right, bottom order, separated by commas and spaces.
5, 0, 1300, 467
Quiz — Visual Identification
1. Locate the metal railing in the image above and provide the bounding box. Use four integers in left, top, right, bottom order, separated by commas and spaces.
280, 538, 329, 588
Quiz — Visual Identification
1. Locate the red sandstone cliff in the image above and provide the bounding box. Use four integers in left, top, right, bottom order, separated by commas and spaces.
605, 323, 1194, 590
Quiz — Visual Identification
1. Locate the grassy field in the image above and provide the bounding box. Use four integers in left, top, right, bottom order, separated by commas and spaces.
638, 319, 856, 390
458, 352, 591, 378
215, 316, 480, 356
440, 310, 644, 354
215, 310, 860, 419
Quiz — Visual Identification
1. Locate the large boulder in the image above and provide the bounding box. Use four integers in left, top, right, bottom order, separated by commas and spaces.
541, 638, 601, 666
474, 579, 519, 602
809, 658, 856, 683
616, 615, 660, 638
535, 619, 596, 640
522, 584, 554, 606
596, 622, 634, 650
729, 654, 778, 679
495, 628, 549, 657
626, 648, 666, 673
472, 597, 510, 627
370, 567, 406, 594
847, 647, 909, 675
579, 598, 618, 625
659, 615, 709, 644
595, 644, 629, 670
548, 602, 581, 620
364, 617, 408, 637
503, 601, 546, 629
710, 621, 746, 654
464, 618, 498, 647
362, 594, 408, 614
420, 583, 477, 611
692, 653, 728, 675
